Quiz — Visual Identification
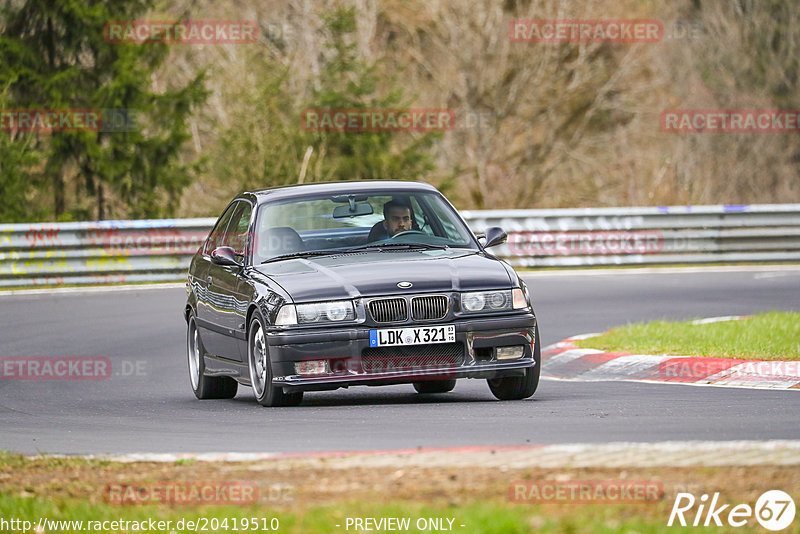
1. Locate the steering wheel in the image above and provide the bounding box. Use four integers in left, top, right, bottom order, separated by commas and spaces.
390, 230, 425, 239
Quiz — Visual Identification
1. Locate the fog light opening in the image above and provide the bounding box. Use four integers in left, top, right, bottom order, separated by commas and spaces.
496, 346, 525, 360
294, 359, 330, 376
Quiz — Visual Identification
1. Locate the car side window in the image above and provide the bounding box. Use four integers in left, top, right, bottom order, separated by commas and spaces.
222, 202, 252, 255
204, 202, 239, 255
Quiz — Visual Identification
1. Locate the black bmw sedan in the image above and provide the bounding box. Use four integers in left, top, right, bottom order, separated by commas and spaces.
184, 181, 540, 406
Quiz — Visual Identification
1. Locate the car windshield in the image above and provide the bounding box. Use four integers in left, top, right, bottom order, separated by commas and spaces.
253, 190, 479, 263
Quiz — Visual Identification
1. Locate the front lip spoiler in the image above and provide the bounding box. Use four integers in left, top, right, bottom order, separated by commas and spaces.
274, 359, 535, 387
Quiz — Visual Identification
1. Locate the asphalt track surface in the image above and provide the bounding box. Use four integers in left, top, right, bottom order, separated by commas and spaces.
1, 267, 798, 455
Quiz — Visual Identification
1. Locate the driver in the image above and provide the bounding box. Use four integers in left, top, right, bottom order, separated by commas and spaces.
382, 200, 413, 237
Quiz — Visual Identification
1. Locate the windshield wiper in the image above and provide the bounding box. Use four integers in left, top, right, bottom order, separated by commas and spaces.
260, 249, 345, 264
261, 243, 450, 263
348, 242, 449, 252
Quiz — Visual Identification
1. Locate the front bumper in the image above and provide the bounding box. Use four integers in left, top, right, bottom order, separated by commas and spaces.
266, 313, 537, 391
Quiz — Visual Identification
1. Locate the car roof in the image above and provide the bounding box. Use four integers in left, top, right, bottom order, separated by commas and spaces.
241, 180, 439, 204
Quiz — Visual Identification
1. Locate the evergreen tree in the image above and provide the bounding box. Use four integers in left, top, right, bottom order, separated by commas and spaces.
307, 7, 440, 182
0, 0, 207, 221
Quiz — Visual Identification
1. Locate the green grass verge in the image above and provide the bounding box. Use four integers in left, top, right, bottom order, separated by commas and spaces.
0, 453, 782, 534
574, 311, 800, 360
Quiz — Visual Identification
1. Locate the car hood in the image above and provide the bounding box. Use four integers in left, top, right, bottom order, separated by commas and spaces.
253, 249, 513, 302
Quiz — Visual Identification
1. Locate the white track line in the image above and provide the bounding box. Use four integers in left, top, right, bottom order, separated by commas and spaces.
522, 264, 800, 277
0, 283, 184, 296
48, 440, 800, 467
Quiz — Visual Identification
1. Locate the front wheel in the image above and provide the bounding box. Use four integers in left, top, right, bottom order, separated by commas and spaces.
187, 313, 238, 399
247, 311, 303, 407
487, 325, 540, 401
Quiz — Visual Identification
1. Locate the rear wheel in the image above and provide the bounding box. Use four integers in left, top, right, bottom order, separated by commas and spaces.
487, 325, 541, 401
187, 313, 238, 399
413, 380, 456, 394
248, 311, 303, 407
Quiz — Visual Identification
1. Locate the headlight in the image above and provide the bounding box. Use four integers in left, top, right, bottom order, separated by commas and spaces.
296, 301, 355, 324
460, 289, 527, 313
462, 292, 486, 312
274, 301, 355, 325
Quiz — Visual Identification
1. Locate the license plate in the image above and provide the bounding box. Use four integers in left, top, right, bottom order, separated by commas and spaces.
369, 325, 456, 347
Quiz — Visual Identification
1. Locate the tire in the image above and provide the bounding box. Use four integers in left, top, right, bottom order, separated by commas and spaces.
487, 324, 541, 401
247, 310, 303, 407
413, 380, 456, 394
187, 313, 238, 399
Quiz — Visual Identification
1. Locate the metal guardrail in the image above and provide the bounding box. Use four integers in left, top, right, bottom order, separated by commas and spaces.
0, 219, 213, 288
463, 203, 800, 268
1, 204, 799, 287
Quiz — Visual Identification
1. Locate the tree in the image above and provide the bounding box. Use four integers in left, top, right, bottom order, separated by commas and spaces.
0, 82, 44, 222
210, 6, 440, 201
656, 0, 800, 204
0, 0, 207, 221
305, 7, 440, 182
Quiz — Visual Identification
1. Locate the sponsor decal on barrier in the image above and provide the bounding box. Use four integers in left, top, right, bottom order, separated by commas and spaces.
510, 480, 664, 503
508, 231, 663, 256
24, 227, 61, 247
104, 20, 258, 44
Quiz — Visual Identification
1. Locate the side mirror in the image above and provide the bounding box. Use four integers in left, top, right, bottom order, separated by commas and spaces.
483, 227, 507, 248
210, 246, 241, 267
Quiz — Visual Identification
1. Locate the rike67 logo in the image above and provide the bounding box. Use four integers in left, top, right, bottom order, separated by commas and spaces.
668, 490, 796, 531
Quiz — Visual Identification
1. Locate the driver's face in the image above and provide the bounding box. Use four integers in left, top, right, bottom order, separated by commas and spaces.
383, 206, 411, 237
